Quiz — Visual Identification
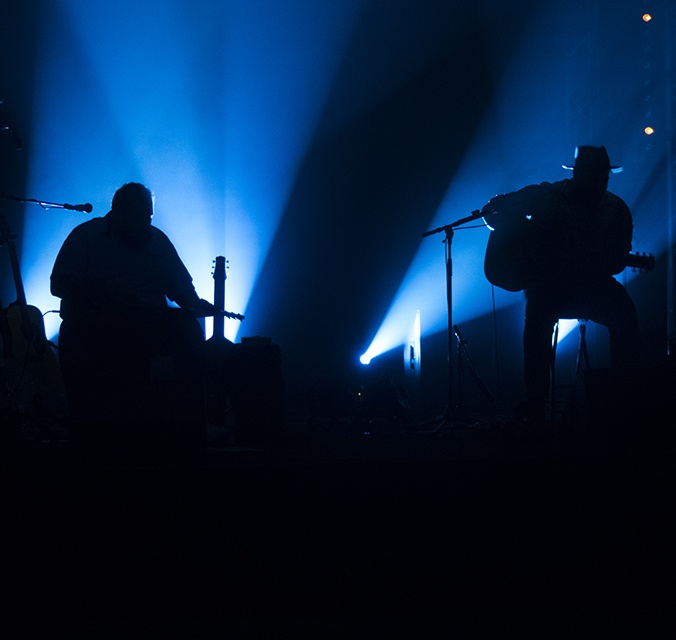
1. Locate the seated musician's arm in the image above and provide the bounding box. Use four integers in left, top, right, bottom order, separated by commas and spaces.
171, 286, 218, 317
161, 244, 219, 317
481, 182, 556, 228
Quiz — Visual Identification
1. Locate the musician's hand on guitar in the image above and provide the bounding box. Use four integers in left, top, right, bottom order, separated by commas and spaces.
480, 203, 503, 229
189, 297, 245, 321
191, 298, 220, 318
481, 203, 496, 217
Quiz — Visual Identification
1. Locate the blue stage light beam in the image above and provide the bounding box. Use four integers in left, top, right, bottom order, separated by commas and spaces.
19, 0, 361, 342
359, 0, 667, 364
218, 0, 361, 338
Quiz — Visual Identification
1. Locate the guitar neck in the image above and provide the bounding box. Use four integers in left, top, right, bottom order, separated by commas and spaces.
213, 306, 225, 338
212, 256, 226, 338
6, 239, 28, 308
1, 211, 28, 308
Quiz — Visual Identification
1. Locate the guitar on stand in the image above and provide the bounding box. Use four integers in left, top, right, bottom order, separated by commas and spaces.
204, 256, 244, 428
0, 210, 66, 425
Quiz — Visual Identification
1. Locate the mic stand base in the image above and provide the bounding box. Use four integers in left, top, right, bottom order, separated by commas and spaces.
414, 325, 497, 434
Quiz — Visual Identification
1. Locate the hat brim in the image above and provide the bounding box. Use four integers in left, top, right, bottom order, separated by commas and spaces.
562, 164, 623, 173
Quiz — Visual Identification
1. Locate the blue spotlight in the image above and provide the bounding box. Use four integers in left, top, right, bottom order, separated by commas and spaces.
360, 308, 423, 370
20, 0, 362, 344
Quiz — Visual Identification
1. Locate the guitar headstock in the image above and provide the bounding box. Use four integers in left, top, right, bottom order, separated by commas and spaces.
212, 255, 228, 282
627, 251, 655, 273
222, 310, 245, 322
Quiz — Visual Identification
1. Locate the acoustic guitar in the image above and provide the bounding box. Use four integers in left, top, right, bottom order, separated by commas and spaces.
0, 211, 66, 418
484, 226, 655, 292
204, 256, 244, 426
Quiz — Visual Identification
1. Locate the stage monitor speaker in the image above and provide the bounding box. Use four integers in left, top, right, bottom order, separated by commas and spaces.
230, 342, 284, 445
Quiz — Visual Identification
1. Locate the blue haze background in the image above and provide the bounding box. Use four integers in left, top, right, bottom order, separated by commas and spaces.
0, 0, 669, 417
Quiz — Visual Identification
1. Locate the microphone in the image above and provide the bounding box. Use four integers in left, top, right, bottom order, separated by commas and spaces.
63, 202, 93, 213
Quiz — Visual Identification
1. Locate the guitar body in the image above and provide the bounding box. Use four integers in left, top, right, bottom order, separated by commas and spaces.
2, 302, 66, 420
484, 228, 531, 292
5, 301, 50, 360
484, 226, 655, 292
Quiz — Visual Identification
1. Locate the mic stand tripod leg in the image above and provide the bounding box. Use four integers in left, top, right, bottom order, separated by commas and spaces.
451, 323, 497, 426
432, 327, 467, 431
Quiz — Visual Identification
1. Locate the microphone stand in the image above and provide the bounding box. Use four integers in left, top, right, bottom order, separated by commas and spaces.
421, 210, 483, 431
0, 191, 92, 212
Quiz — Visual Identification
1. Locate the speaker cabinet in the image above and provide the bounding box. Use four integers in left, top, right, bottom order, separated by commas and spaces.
231, 343, 285, 445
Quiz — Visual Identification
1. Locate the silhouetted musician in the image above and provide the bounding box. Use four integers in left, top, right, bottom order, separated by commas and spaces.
50, 182, 220, 456
481, 146, 641, 425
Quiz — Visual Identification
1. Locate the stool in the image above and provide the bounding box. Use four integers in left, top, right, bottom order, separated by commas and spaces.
574, 320, 591, 375
550, 319, 590, 420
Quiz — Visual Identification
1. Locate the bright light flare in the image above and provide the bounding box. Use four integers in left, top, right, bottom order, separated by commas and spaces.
553, 319, 580, 345
404, 309, 421, 374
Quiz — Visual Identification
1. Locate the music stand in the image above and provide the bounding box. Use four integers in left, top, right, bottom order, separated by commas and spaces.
421, 210, 490, 431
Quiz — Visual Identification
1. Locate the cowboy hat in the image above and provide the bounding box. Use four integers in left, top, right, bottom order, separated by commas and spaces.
562, 145, 623, 173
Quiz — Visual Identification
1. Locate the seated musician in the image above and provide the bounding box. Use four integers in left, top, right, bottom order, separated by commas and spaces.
50, 182, 218, 456
481, 146, 641, 424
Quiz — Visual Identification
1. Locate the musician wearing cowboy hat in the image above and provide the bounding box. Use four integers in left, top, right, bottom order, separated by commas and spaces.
481, 146, 641, 426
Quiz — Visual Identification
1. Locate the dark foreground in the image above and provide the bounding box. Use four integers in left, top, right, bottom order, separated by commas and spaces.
2, 408, 675, 639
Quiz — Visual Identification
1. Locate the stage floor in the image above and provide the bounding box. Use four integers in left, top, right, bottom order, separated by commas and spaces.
2, 413, 675, 638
